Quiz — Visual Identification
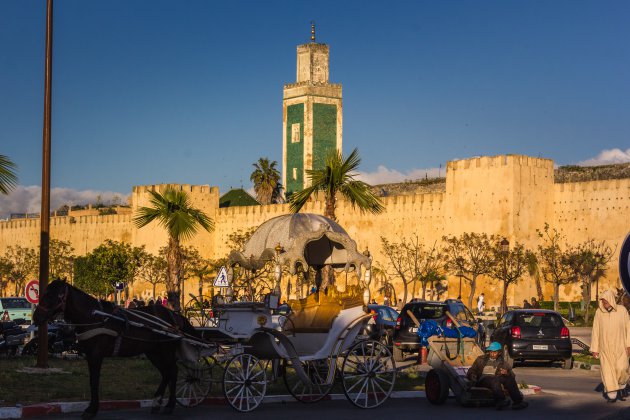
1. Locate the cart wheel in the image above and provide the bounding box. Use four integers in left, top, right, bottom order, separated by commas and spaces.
223, 353, 267, 412
176, 357, 214, 407
284, 358, 335, 403
425, 369, 449, 405
341, 340, 396, 409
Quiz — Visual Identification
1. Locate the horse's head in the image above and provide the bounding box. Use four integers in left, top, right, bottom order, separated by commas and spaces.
33, 279, 69, 324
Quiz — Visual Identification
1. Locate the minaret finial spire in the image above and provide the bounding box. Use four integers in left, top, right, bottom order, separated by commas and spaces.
310, 21, 316, 42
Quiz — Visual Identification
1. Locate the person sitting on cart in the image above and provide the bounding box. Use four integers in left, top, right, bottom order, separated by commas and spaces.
466, 342, 529, 410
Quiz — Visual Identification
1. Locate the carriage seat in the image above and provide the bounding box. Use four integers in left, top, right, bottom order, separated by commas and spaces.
283, 287, 364, 334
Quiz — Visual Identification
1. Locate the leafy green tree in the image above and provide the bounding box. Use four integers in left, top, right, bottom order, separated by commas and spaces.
49, 239, 76, 281
0, 154, 18, 195
73, 240, 145, 298
536, 223, 575, 311
0, 256, 14, 297
5, 245, 39, 296
134, 188, 214, 310
488, 241, 528, 314
289, 148, 384, 221
442, 233, 496, 309
250, 158, 282, 205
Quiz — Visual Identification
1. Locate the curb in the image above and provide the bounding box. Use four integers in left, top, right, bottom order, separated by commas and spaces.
0, 387, 543, 419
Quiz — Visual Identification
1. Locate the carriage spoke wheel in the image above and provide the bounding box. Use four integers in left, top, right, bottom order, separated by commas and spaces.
341, 340, 396, 409
283, 358, 335, 403
175, 357, 215, 407
223, 354, 267, 412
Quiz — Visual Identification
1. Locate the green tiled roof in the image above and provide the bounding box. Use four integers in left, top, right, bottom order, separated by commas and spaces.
219, 189, 260, 208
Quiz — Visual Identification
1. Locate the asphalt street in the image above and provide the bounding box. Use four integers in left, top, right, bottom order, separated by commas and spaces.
35, 363, 629, 420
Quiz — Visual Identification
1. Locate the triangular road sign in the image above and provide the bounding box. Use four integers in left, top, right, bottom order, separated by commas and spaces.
213, 266, 230, 287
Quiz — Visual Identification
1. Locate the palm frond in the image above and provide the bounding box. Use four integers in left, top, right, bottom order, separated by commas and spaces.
0, 155, 18, 195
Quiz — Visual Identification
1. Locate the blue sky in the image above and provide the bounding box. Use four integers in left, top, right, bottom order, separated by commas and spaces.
1, 1, 629, 214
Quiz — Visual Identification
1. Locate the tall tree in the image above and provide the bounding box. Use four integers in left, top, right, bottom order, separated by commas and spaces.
566, 239, 614, 324
49, 239, 76, 282
0, 154, 18, 195
442, 233, 496, 309
289, 148, 384, 221
488, 241, 528, 314
73, 240, 145, 298
525, 250, 544, 302
250, 158, 282, 205
536, 223, 575, 311
133, 187, 214, 310
5, 245, 39, 296
139, 254, 168, 301
0, 256, 14, 297
380, 236, 421, 304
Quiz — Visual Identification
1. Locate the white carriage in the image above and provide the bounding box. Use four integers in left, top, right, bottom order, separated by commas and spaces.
175, 214, 397, 412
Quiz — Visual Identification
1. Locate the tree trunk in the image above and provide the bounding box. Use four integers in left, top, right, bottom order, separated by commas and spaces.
553, 282, 560, 312
402, 281, 408, 306
583, 276, 592, 324
501, 281, 508, 314
152, 283, 156, 301
324, 193, 336, 221
468, 276, 476, 309
166, 237, 182, 311
411, 279, 417, 300
422, 282, 427, 300
534, 274, 544, 301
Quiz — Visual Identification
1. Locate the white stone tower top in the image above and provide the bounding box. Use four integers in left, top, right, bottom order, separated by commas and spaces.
296, 22, 329, 84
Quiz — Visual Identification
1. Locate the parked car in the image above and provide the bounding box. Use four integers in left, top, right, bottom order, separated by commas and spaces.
0, 297, 32, 322
489, 309, 572, 369
364, 304, 399, 347
392, 299, 486, 362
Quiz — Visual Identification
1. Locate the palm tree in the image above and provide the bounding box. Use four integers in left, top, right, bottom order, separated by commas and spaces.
289, 148, 384, 221
0, 154, 18, 195
133, 187, 214, 310
250, 158, 281, 205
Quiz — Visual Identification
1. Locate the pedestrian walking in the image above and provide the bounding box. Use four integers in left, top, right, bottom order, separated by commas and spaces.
591, 289, 630, 402
523, 299, 532, 309
477, 293, 485, 313
530, 297, 541, 309
396, 299, 404, 311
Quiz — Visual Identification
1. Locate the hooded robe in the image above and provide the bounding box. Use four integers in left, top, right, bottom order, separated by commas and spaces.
590, 289, 630, 394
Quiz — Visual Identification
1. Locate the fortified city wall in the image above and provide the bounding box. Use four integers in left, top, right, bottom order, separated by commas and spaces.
1, 154, 629, 309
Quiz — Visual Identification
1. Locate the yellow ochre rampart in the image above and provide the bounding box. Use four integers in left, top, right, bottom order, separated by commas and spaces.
1, 154, 629, 309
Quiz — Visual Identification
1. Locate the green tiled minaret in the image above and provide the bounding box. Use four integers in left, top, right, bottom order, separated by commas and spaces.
282, 24, 343, 197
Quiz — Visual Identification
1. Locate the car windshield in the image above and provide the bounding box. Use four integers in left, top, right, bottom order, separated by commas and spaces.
1, 298, 31, 309
516, 313, 563, 327
409, 304, 445, 319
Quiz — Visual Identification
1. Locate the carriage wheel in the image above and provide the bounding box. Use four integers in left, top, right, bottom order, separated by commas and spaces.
223, 353, 267, 412
283, 358, 335, 403
341, 340, 396, 409
175, 357, 216, 407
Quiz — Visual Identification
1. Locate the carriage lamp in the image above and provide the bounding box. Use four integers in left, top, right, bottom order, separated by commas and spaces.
257, 315, 268, 327
275, 243, 284, 255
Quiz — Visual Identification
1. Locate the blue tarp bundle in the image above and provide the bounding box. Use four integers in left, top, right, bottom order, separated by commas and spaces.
417, 320, 477, 346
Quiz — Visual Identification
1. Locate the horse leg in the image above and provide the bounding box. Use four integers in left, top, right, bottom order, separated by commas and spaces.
146, 353, 169, 414
83, 354, 104, 419
162, 356, 178, 415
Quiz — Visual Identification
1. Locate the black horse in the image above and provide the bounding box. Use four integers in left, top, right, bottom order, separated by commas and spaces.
34, 280, 198, 419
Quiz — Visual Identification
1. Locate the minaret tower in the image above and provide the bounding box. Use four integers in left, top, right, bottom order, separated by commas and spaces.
282, 23, 343, 197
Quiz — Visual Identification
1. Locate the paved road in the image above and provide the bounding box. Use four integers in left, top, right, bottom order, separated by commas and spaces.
37, 362, 628, 420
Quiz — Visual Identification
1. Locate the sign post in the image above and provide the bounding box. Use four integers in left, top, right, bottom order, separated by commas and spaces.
213, 266, 230, 302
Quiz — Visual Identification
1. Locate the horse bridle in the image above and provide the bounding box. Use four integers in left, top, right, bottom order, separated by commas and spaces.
36, 283, 69, 320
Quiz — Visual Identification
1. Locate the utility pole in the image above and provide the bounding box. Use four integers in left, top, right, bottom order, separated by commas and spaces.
36, 0, 53, 368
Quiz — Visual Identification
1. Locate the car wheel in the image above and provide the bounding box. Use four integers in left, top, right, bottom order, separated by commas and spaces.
393, 345, 404, 362
503, 345, 514, 369
562, 357, 573, 370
